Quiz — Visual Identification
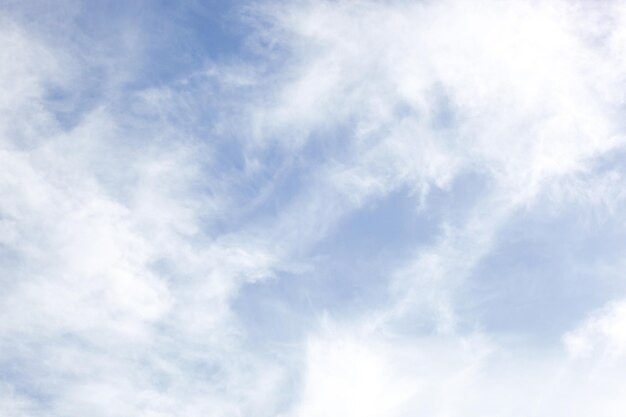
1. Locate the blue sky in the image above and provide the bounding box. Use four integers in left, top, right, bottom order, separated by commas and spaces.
3, 0, 626, 416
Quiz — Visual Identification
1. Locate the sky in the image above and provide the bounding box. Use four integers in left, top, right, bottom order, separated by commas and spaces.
2, 0, 626, 416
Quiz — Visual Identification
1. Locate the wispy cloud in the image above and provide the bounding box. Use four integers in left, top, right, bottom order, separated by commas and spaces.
2, 0, 626, 416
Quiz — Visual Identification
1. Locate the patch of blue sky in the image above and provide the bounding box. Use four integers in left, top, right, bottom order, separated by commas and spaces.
305, 188, 437, 307
461, 195, 626, 344
231, 187, 431, 346
16, 1, 253, 133
233, 168, 492, 346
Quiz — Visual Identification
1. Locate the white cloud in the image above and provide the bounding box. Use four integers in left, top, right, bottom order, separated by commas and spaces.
565, 299, 626, 358
3, 0, 626, 416
0, 7, 286, 416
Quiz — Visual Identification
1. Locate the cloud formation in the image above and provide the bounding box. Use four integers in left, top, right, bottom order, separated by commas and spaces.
2, 0, 626, 416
